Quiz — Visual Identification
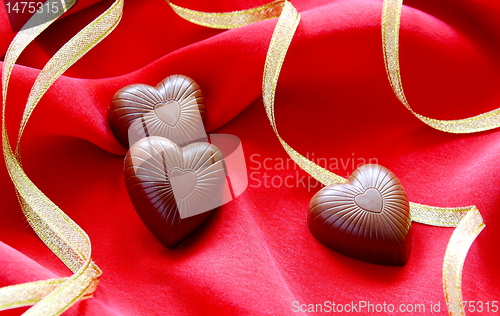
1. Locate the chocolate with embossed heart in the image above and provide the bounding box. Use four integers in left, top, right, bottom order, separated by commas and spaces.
124, 136, 229, 248
109, 75, 207, 149
308, 164, 412, 266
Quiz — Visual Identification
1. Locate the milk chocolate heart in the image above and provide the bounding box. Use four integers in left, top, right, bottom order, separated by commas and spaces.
109, 75, 207, 148
308, 164, 411, 266
124, 136, 227, 248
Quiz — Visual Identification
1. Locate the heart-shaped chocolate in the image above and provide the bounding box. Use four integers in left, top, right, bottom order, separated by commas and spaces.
308, 164, 411, 266
109, 75, 207, 148
124, 136, 228, 248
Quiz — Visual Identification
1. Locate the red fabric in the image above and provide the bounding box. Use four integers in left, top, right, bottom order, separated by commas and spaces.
1, 0, 500, 315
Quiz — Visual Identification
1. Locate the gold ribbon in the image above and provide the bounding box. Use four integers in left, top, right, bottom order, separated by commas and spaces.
0, 0, 489, 315
166, 0, 286, 29
382, 0, 500, 133
1, 0, 124, 314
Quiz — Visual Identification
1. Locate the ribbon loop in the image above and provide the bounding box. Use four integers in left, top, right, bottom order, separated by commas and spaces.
382, 0, 500, 133
1, 0, 123, 314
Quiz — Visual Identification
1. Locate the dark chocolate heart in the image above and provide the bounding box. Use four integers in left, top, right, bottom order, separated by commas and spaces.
109, 75, 206, 148
124, 136, 227, 248
308, 164, 411, 266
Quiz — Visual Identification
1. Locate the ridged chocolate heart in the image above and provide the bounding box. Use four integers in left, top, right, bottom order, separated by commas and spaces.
308, 164, 411, 266
109, 75, 206, 148
124, 136, 227, 248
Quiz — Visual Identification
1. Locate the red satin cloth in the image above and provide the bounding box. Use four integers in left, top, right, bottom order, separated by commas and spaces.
1, 0, 500, 315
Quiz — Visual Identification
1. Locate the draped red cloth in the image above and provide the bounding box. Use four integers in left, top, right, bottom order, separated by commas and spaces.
1, 0, 500, 315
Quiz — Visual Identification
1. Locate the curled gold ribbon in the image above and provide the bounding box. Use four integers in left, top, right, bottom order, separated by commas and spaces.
382, 2, 489, 314
382, 0, 500, 133
1, 0, 124, 314
165, 0, 286, 29
443, 208, 485, 316
166, 0, 286, 29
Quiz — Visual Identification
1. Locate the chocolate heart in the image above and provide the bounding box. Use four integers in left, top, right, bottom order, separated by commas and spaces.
308, 164, 411, 266
124, 136, 228, 248
109, 75, 207, 148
